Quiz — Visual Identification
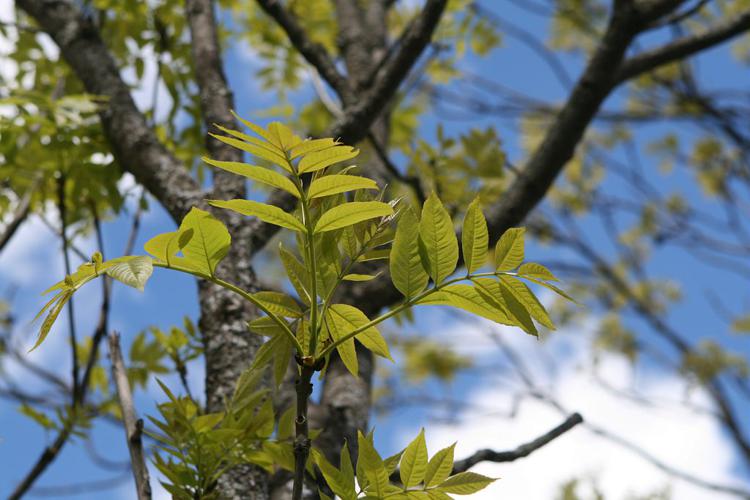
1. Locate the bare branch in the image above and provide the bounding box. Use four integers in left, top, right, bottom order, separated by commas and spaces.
617, 10, 750, 83
108, 332, 152, 500
16, 0, 203, 221
255, 0, 353, 103
0, 178, 36, 252
329, 0, 448, 144
451, 413, 584, 473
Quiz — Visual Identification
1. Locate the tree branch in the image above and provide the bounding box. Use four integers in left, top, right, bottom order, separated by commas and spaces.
617, 9, 750, 83
329, 0, 448, 144
254, 0, 353, 103
0, 177, 36, 252
16, 0, 203, 222
108, 332, 152, 500
451, 413, 584, 473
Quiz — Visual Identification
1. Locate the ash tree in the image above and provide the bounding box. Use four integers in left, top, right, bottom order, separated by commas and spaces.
1, 0, 750, 499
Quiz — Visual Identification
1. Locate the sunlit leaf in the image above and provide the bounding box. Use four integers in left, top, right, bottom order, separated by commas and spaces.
208, 199, 305, 232
419, 193, 458, 284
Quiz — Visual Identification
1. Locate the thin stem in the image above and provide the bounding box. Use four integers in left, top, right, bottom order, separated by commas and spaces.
299, 185, 320, 356
317, 271, 498, 359
151, 262, 303, 353
58, 174, 80, 403
292, 365, 315, 500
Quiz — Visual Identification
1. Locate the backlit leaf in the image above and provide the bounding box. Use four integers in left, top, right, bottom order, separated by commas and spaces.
518, 262, 558, 282
494, 227, 525, 271
178, 207, 231, 276
419, 193, 458, 284
390, 206, 429, 299
436, 472, 496, 495
202, 157, 299, 197
314, 201, 393, 233
327, 304, 391, 361
400, 428, 428, 488
208, 199, 305, 232
462, 197, 488, 274
308, 175, 378, 199
425, 443, 455, 488
298, 145, 358, 174
105, 256, 153, 291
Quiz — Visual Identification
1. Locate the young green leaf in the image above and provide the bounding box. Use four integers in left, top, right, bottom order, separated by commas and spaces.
390, 206, 429, 300
496, 278, 538, 336
279, 243, 312, 304
104, 256, 154, 291
342, 273, 378, 282
202, 157, 299, 198
208, 199, 305, 232
327, 304, 392, 361
314, 450, 356, 500
400, 428, 428, 488
517, 262, 558, 282
357, 431, 390, 497
425, 443, 456, 488
251, 291, 302, 318
418, 284, 511, 325
462, 197, 489, 274
314, 201, 393, 233
289, 137, 339, 159
494, 227, 525, 271
30, 289, 73, 351
266, 121, 302, 150
325, 314, 359, 376
307, 174, 378, 199
144, 229, 192, 266
499, 275, 555, 330
419, 193, 458, 284
436, 472, 496, 495
297, 145, 358, 174
177, 207, 231, 276
208, 132, 290, 171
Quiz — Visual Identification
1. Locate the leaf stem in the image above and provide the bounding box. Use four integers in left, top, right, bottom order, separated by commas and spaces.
317, 271, 497, 359
152, 262, 303, 353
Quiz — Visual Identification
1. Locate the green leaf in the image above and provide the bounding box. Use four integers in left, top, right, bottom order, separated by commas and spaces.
342, 273, 378, 282
494, 227, 525, 271
308, 175, 378, 199
314, 450, 356, 500
247, 316, 288, 337
177, 207, 231, 276
230, 111, 277, 145
425, 443, 455, 488
202, 157, 299, 197
418, 284, 511, 325
144, 229, 192, 266
400, 428, 428, 488
251, 291, 302, 318
462, 197, 489, 274
30, 290, 73, 351
289, 137, 340, 159
266, 121, 302, 150
297, 145, 358, 174
208, 199, 305, 232
279, 243, 312, 304
517, 262, 558, 282
327, 304, 392, 361
209, 132, 290, 172
436, 472, 496, 495
390, 206, 429, 300
357, 431, 390, 497
499, 275, 554, 330
104, 256, 153, 291
419, 193, 458, 284
314, 201, 393, 233
325, 316, 358, 376
523, 276, 577, 303
495, 278, 538, 336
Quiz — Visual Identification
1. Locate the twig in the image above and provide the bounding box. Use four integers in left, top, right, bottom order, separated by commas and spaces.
616, 9, 750, 83
254, 0, 353, 103
108, 332, 152, 500
451, 413, 584, 473
0, 177, 38, 252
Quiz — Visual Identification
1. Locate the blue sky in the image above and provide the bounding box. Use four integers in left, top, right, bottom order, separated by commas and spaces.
2, 1, 750, 498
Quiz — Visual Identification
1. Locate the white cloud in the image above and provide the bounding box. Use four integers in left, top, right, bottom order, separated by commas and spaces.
411, 316, 749, 500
